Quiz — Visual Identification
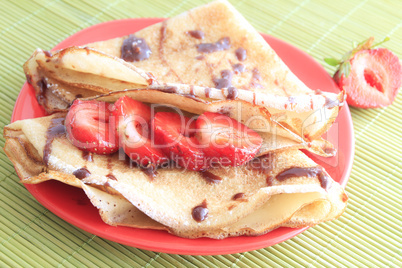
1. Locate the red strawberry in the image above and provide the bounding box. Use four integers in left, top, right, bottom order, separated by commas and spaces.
153, 112, 207, 171
113, 96, 168, 167
326, 37, 401, 108
65, 99, 118, 154
196, 112, 262, 167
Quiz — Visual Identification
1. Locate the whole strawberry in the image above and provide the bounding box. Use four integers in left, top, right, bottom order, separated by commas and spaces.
325, 37, 401, 108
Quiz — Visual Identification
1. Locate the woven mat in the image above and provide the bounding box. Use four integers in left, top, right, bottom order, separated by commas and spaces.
1, 0, 401, 267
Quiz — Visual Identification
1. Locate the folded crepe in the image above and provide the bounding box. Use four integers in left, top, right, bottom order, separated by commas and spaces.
3, 113, 347, 238
24, 0, 345, 143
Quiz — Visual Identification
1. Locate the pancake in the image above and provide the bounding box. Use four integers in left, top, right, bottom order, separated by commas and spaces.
3, 113, 347, 238
23, 0, 345, 143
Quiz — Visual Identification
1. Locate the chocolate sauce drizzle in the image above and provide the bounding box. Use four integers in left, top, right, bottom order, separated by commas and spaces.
250, 67, 263, 88
325, 97, 340, 109
73, 167, 91, 180
232, 192, 247, 201
123, 152, 139, 168
142, 165, 158, 180
103, 157, 119, 180
36, 78, 48, 105
214, 69, 233, 89
200, 170, 222, 184
266, 176, 274, 186
324, 147, 337, 155
43, 50, 53, 57
217, 107, 231, 117
232, 63, 245, 74
157, 86, 204, 102
121, 34, 152, 62
190, 85, 195, 96
192, 199, 208, 222
161, 86, 178, 93
43, 116, 66, 166
187, 30, 204, 39
315, 89, 340, 109
159, 21, 183, 82
106, 174, 117, 181
121, 148, 159, 180
183, 94, 205, 103
26, 74, 32, 85
83, 46, 91, 55
195, 55, 205, 60
226, 87, 238, 100
82, 151, 93, 162
252, 68, 261, 81
106, 157, 113, 170
235, 48, 247, 61
196, 37, 231, 54
276, 166, 332, 190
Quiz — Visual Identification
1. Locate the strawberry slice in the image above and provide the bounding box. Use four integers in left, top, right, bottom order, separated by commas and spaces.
65, 99, 118, 154
153, 112, 207, 171
113, 96, 168, 167
196, 112, 262, 167
326, 37, 401, 108
335, 48, 401, 108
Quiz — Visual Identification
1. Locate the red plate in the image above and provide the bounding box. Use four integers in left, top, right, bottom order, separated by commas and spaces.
11, 18, 354, 255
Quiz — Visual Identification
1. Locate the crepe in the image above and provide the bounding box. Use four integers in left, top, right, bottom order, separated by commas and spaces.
23, 0, 345, 143
3, 113, 347, 238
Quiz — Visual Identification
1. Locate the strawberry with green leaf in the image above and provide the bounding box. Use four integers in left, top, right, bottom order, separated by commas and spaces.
325, 37, 401, 108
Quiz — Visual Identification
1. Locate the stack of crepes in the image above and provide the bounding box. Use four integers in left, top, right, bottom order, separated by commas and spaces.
3, 0, 348, 239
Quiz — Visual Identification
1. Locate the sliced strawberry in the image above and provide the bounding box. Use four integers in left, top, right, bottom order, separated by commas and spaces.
196, 112, 262, 167
113, 96, 168, 167
113, 95, 152, 137
153, 112, 207, 171
334, 48, 401, 108
326, 37, 401, 108
65, 99, 118, 154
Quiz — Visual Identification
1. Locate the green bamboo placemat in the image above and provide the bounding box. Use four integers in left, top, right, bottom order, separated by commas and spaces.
1, 0, 401, 267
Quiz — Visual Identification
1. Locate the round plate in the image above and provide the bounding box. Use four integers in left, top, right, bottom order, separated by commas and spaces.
11, 18, 354, 255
